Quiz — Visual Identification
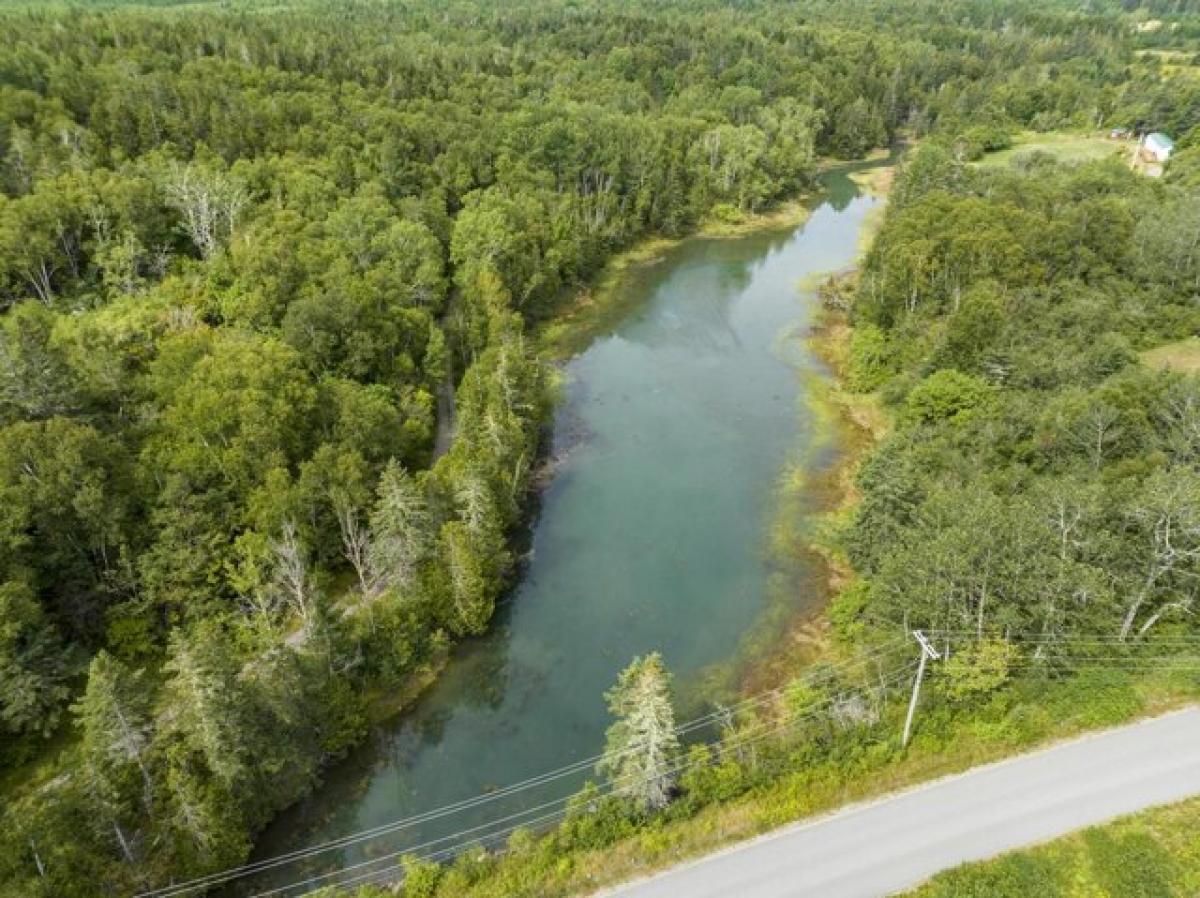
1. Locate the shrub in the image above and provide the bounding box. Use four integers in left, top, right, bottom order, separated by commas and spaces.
903, 370, 995, 425
848, 323, 893, 391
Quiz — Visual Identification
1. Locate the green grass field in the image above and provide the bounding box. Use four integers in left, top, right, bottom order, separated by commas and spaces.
903, 797, 1200, 897
1142, 337, 1200, 373
975, 132, 1125, 168
1136, 48, 1200, 79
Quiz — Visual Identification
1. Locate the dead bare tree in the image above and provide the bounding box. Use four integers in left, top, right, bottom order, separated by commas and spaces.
1119, 474, 1200, 640
164, 164, 247, 259
271, 521, 316, 638
1065, 401, 1123, 470
333, 494, 381, 599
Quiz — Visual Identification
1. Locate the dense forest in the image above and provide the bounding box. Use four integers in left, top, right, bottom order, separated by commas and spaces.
1, 0, 1199, 895
843, 145, 1200, 643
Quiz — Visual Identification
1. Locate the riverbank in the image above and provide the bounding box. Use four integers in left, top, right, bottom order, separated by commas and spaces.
540, 199, 816, 360
734, 305, 890, 695
735, 160, 895, 694
540, 150, 896, 362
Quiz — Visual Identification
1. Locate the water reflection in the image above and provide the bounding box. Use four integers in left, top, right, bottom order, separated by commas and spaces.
240, 166, 881, 895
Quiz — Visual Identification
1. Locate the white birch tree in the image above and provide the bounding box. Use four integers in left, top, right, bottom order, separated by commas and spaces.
1118, 470, 1200, 640
270, 520, 317, 637
163, 163, 247, 259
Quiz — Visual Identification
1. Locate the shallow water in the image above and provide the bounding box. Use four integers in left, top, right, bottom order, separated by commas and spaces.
241, 166, 881, 895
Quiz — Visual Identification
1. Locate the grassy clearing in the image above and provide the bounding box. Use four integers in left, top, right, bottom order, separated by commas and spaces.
1142, 336, 1200, 373
1136, 48, 1200, 79
974, 131, 1125, 168
903, 795, 1200, 897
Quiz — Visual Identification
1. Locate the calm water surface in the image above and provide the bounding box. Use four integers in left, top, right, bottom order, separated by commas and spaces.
243, 167, 881, 895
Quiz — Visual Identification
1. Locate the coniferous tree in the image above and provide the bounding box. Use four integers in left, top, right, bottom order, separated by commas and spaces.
0, 582, 68, 745
598, 653, 681, 811
74, 652, 155, 865
366, 461, 431, 599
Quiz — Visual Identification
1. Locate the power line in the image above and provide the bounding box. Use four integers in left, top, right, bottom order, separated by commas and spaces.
921, 631, 1200, 645
928, 631, 1200, 640
257, 661, 927, 897
250, 657, 923, 897
1004, 659, 1200, 668
141, 638, 911, 898
147, 633, 1200, 897
861, 615, 1200, 643
317, 658, 930, 895
257, 644, 1200, 897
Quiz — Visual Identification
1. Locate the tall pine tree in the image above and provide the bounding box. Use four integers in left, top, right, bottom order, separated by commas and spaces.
598, 653, 680, 811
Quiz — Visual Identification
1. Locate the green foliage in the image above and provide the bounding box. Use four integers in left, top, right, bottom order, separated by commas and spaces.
903, 370, 995, 425
952, 125, 1014, 161
938, 640, 1018, 701
4, 0, 1200, 892
677, 744, 748, 808
844, 139, 1200, 647
559, 781, 643, 852
402, 854, 444, 898
0, 417, 133, 642
846, 324, 893, 392
0, 582, 68, 751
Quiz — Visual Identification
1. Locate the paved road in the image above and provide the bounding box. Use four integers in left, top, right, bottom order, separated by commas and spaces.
601, 708, 1200, 898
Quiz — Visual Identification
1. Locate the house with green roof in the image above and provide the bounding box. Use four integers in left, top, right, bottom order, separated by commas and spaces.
1142, 132, 1175, 163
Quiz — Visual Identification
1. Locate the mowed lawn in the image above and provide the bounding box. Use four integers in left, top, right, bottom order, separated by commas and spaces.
975, 131, 1125, 168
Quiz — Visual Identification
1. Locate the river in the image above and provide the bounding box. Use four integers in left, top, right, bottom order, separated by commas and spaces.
239, 165, 882, 896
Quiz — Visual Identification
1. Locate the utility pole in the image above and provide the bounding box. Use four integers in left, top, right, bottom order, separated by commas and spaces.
902, 630, 941, 748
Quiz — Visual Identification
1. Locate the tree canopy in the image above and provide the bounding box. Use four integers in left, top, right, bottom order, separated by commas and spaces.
2, 0, 1200, 894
